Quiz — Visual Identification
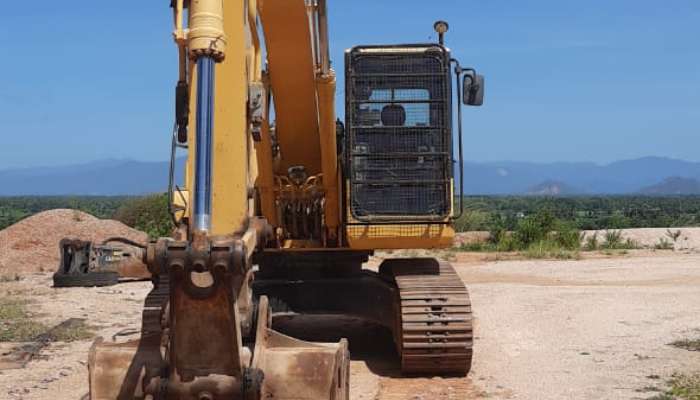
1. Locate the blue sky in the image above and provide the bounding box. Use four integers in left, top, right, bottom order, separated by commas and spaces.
0, 0, 698, 169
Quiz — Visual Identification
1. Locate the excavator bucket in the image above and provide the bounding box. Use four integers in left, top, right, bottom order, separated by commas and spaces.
53, 239, 150, 287
87, 293, 349, 400
251, 296, 350, 400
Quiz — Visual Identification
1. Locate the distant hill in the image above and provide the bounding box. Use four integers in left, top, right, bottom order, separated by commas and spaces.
460, 156, 700, 195
1, 156, 700, 195
639, 177, 700, 195
0, 159, 184, 196
525, 180, 580, 196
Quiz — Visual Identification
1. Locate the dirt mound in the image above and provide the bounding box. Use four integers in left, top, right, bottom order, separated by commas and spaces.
0, 209, 148, 276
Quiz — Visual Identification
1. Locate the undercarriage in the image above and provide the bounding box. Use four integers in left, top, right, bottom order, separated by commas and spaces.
253, 252, 474, 376
86, 247, 472, 399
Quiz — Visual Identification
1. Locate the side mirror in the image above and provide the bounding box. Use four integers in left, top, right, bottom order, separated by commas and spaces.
463, 73, 485, 106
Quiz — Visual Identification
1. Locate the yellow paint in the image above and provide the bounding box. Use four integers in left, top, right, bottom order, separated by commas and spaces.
253, 75, 277, 225
186, 0, 251, 236
316, 72, 340, 239
345, 223, 455, 250
258, 0, 322, 175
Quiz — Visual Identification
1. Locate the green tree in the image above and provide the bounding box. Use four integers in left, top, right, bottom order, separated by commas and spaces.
113, 194, 173, 238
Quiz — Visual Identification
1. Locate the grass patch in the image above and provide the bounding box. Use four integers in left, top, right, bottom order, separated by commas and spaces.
0, 298, 94, 342
0, 298, 47, 342
648, 394, 677, 400
666, 373, 700, 400
646, 373, 700, 400
44, 318, 95, 342
522, 240, 581, 260
669, 338, 700, 352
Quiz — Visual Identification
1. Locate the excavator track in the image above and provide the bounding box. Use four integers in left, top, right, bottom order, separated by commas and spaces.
386, 259, 473, 375
141, 276, 170, 336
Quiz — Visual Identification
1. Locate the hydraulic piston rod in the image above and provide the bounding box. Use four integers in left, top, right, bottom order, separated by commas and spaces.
187, 0, 227, 234
192, 56, 215, 232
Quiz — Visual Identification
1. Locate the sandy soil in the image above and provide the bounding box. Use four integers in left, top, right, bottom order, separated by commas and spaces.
460, 252, 700, 399
2, 251, 699, 399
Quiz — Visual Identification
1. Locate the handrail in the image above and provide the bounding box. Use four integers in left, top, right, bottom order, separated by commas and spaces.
450, 58, 467, 220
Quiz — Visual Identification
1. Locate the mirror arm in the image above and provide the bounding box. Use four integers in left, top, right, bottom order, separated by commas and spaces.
450, 58, 465, 220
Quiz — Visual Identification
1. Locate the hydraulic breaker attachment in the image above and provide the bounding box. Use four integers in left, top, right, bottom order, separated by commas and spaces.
53, 238, 150, 287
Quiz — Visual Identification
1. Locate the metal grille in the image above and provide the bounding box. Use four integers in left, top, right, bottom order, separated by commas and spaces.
346, 46, 452, 221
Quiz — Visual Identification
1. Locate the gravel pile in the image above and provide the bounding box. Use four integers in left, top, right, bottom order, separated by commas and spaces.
0, 209, 147, 276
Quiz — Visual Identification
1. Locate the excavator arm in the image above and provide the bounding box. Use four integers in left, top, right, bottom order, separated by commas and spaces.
87, 1, 349, 399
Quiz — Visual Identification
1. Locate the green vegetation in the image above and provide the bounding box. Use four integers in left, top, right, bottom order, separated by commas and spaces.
457, 209, 582, 258
2, 195, 700, 244
113, 193, 173, 238
655, 238, 675, 250
455, 196, 700, 232
0, 297, 47, 342
646, 373, 700, 400
0, 194, 173, 239
0, 196, 130, 230
43, 318, 95, 342
0, 297, 94, 342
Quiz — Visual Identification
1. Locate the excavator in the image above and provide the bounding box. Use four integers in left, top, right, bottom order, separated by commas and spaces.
85, 0, 484, 399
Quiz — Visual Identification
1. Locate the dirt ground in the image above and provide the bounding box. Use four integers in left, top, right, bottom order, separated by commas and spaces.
1, 250, 699, 399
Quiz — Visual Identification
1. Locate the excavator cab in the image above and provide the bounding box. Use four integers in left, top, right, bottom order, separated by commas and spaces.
346, 44, 456, 220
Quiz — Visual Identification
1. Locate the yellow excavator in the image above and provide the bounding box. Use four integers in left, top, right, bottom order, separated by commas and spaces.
86, 0, 484, 399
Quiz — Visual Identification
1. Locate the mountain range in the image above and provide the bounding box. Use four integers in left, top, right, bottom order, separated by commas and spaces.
1, 156, 700, 196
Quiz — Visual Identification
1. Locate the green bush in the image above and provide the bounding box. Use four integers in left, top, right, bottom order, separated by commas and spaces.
583, 232, 599, 251
655, 237, 674, 250
552, 221, 582, 250
523, 240, 580, 260
601, 230, 640, 249
513, 209, 556, 248
453, 210, 491, 232
458, 209, 582, 256
113, 194, 173, 239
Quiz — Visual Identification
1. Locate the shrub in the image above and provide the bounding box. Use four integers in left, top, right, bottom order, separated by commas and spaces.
552, 221, 582, 250
523, 240, 580, 260
453, 210, 491, 232
655, 237, 674, 250
666, 229, 682, 242
603, 230, 623, 248
513, 209, 556, 248
113, 193, 173, 239
601, 230, 640, 250
584, 232, 599, 251
487, 214, 508, 245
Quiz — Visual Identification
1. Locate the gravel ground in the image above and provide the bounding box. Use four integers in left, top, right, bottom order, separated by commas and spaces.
460, 252, 700, 399
1, 251, 699, 399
